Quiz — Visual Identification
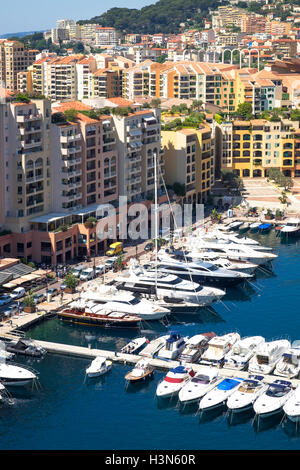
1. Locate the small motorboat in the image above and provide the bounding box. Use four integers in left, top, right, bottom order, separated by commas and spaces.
156, 332, 187, 360
280, 218, 300, 237
223, 336, 265, 371
199, 377, 244, 411
124, 359, 154, 383
139, 335, 168, 358
86, 356, 112, 378
5, 338, 46, 358
226, 375, 268, 412
239, 222, 250, 233
178, 332, 216, 363
253, 379, 294, 416
274, 341, 300, 379
199, 332, 240, 368
249, 222, 261, 232
0, 362, 38, 386
227, 221, 244, 231
156, 365, 195, 398
121, 337, 148, 355
178, 367, 222, 404
283, 384, 300, 421
258, 223, 272, 233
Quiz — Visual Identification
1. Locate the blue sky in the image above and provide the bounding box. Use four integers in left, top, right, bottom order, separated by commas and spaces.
0, 0, 155, 34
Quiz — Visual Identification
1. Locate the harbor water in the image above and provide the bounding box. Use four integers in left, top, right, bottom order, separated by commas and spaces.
1, 230, 300, 450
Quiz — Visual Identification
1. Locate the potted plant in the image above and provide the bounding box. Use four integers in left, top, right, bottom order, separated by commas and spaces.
84, 216, 97, 229
63, 273, 79, 293
210, 208, 221, 223
23, 291, 36, 313
265, 209, 274, 220
275, 209, 283, 221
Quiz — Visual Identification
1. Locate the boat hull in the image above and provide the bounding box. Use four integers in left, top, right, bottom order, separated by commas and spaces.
58, 311, 141, 329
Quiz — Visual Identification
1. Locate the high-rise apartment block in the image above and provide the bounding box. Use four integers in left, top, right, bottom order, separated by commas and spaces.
0, 40, 38, 91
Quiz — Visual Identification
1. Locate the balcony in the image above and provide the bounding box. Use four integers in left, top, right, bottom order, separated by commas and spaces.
16, 113, 42, 123
61, 146, 82, 156
60, 134, 81, 143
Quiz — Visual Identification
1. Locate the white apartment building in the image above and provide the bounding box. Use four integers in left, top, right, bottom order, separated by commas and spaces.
95, 27, 121, 48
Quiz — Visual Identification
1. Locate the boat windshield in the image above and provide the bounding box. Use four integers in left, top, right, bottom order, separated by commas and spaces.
237, 381, 259, 393
256, 355, 269, 365
191, 375, 210, 384
266, 384, 290, 398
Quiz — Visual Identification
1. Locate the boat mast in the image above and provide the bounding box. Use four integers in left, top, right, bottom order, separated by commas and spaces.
154, 148, 158, 299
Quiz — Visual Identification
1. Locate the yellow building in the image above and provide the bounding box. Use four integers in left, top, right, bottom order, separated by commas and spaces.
162, 124, 214, 204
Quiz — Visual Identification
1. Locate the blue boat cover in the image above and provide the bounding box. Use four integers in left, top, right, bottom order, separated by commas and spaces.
217, 378, 240, 390
259, 224, 271, 229
170, 366, 186, 374
167, 332, 181, 343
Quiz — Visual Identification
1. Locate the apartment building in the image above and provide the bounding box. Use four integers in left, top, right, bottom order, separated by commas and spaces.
92, 69, 121, 99
0, 40, 38, 91
215, 118, 300, 178
111, 106, 164, 202
162, 125, 214, 204
95, 27, 121, 48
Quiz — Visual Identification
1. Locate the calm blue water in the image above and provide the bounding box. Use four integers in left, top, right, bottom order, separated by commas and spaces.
1, 230, 300, 450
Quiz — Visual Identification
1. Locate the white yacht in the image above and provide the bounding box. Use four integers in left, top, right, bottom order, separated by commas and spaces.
186, 239, 277, 266
121, 337, 148, 354
156, 332, 187, 360
178, 332, 216, 363
156, 365, 195, 398
155, 251, 252, 287
86, 356, 112, 378
139, 335, 168, 358
199, 377, 244, 410
253, 379, 294, 416
199, 230, 269, 249
178, 368, 222, 404
283, 385, 300, 421
81, 285, 170, 321
0, 362, 37, 386
199, 332, 240, 368
248, 339, 291, 375
223, 336, 265, 371
181, 250, 258, 275
226, 375, 268, 412
114, 260, 225, 307
280, 218, 300, 237
274, 341, 300, 379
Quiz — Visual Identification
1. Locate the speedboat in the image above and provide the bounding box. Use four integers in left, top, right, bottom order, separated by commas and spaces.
121, 337, 148, 354
124, 359, 154, 383
0, 362, 37, 386
199, 377, 244, 410
223, 336, 265, 371
248, 339, 291, 375
156, 332, 187, 360
199, 332, 240, 368
155, 251, 252, 287
114, 260, 225, 307
250, 222, 261, 231
239, 222, 250, 232
253, 379, 294, 416
274, 341, 300, 378
280, 218, 300, 237
178, 332, 216, 363
5, 338, 46, 358
283, 384, 300, 421
178, 368, 222, 404
156, 365, 195, 398
226, 375, 268, 412
81, 285, 170, 321
86, 356, 112, 378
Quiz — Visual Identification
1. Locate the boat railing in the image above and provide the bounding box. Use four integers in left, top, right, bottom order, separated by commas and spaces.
7, 360, 40, 376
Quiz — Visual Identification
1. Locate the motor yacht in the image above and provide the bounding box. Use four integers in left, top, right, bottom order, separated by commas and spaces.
114, 260, 225, 307
280, 218, 300, 237
199, 230, 270, 250
168, 248, 258, 275
178, 368, 222, 404
227, 375, 268, 412
199, 332, 240, 368
283, 384, 300, 421
155, 251, 252, 287
178, 332, 216, 363
223, 336, 265, 371
0, 362, 38, 386
124, 359, 154, 383
274, 341, 300, 378
81, 285, 170, 321
156, 332, 187, 360
253, 379, 294, 416
199, 377, 244, 410
248, 339, 291, 375
156, 365, 195, 398
86, 356, 112, 378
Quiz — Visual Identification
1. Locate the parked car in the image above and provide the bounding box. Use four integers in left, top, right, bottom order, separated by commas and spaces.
10, 287, 26, 300
104, 257, 117, 270
72, 265, 87, 278
0, 294, 12, 306
46, 288, 59, 298
79, 268, 95, 282
2, 303, 19, 317
95, 264, 106, 275
33, 292, 46, 304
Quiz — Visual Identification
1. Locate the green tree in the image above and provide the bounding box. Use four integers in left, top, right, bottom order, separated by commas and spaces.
235, 102, 253, 120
